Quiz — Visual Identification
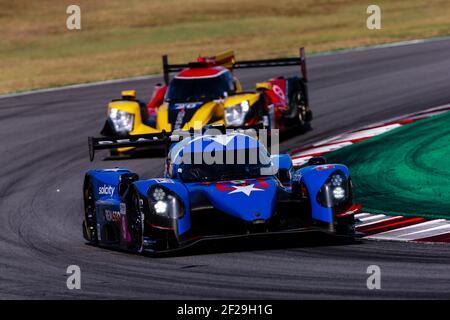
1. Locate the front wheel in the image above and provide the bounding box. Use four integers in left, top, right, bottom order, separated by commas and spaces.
127, 190, 144, 252
83, 178, 98, 244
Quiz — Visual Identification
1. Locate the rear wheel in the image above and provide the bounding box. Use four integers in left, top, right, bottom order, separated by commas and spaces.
288, 79, 312, 132
83, 178, 98, 244
109, 149, 119, 157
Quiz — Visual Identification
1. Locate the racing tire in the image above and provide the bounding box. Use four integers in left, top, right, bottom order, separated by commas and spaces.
289, 79, 312, 132
83, 177, 98, 244
109, 150, 119, 157
127, 189, 144, 253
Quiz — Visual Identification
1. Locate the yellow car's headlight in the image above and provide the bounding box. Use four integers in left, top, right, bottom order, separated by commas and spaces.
224, 100, 250, 126
109, 108, 134, 134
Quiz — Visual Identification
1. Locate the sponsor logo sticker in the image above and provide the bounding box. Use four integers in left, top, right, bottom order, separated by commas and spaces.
153, 178, 174, 184
104, 209, 121, 222
98, 184, 115, 196
173, 103, 201, 110
315, 165, 335, 171
120, 203, 126, 215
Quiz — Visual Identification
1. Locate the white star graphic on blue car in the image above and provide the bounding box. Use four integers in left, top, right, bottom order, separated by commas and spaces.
228, 184, 264, 196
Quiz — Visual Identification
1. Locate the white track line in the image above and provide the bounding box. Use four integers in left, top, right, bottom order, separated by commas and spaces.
357, 215, 404, 228
355, 213, 372, 219
292, 142, 353, 158
365, 219, 443, 237
407, 110, 449, 121
368, 221, 450, 241
292, 157, 311, 166
313, 124, 401, 147
357, 214, 387, 222
399, 224, 450, 239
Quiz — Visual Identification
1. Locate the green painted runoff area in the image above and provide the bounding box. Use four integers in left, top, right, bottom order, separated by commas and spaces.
327, 111, 450, 219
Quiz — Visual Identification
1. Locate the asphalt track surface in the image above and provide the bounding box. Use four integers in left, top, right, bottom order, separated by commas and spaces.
0, 39, 450, 299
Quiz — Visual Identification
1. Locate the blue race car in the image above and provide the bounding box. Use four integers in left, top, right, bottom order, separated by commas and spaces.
83, 132, 360, 254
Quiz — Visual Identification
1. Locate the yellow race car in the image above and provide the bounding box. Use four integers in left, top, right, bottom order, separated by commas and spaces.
99, 49, 312, 156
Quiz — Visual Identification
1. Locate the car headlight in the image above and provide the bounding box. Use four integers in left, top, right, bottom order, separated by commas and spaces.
148, 186, 184, 219
109, 108, 134, 134
224, 100, 250, 126
317, 171, 350, 207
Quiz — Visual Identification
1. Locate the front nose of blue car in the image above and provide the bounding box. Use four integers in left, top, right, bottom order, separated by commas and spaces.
204, 178, 278, 222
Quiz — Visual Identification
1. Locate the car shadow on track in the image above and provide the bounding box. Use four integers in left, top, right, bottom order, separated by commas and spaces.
143, 232, 363, 258
87, 231, 362, 258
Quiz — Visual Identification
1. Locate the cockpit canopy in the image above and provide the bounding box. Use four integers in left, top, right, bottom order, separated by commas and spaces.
166, 133, 275, 182
165, 67, 236, 102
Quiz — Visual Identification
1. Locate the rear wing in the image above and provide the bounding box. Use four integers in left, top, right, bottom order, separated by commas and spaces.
88, 132, 183, 161
162, 56, 188, 85
87, 124, 275, 161
162, 47, 308, 85
234, 47, 308, 81
88, 124, 230, 161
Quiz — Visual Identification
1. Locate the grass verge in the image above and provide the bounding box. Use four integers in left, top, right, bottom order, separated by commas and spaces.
1, 0, 450, 94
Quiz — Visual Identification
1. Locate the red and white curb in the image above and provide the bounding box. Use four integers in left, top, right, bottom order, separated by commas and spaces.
290, 104, 450, 167
289, 104, 450, 243
355, 213, 450, 243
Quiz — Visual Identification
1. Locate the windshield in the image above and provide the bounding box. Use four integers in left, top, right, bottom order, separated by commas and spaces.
166, 72, 235, 102
178, 150, 274, 182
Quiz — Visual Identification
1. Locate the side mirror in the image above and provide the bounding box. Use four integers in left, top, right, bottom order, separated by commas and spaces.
256, 82, 272, 91
277, 168, 292, 183
165, 158, 175, 178
118, 173, 139, 198
271, 154, 293, 171
233, 77, 242, 93
121, 90, 137, 100
307, 156, 326, 166
270, 154, 293, 183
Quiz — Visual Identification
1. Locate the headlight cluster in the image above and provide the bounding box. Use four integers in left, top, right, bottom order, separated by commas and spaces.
148, 186, 184, 219
224, 100, 250, 126
317, 171, 350, 208
109, 108, 134, 134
